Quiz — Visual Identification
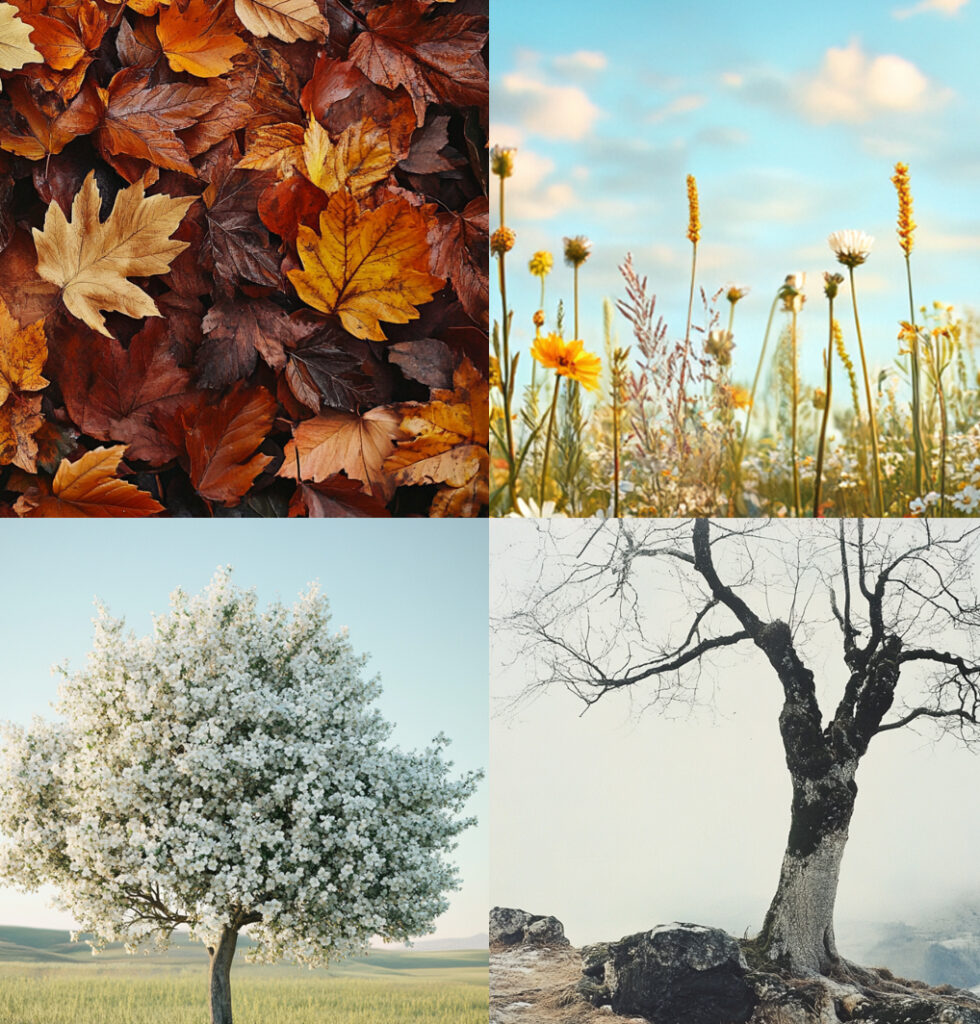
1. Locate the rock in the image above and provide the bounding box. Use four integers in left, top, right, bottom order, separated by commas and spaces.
490, 907, 570, 949
578, 922, 758, 1024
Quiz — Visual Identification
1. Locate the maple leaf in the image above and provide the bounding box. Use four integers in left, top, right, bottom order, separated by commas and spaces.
383, 358, 487, 516
0, 394, 44, 471
97, 67, 220, 175
288, 191, 442, 341
279, 406, 402, 500
302, 114, 397, 198
157, 0, 247, 78
33, 171, 196, 337
237, 121, 304, 177
185, 383, 276, 505
233, 0, 327, 43
0, 3, 40, 88
348, 0, 487, 125
16, 445, 164, 517
283, 328, 375, 413
54, 319, 193, 464
257, 172, 327, 244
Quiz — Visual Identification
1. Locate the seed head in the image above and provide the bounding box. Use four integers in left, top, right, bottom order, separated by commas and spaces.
491, 146, 516, 179
686, 174, 701, 245
828, 230, 874, 268
891, 162, 915, 256
491, 226, 516, 257
528, 250, 554, 278
563, 235, 592, 267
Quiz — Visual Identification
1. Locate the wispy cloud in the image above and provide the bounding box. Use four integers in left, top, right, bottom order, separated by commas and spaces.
646, 94, 707, 123
800, 40, 952, 122
553, 50, 607, 74
893, 0, 969, 18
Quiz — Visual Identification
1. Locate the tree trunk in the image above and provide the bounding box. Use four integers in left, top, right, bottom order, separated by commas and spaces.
208, 927, 238, 1024
760, 762, 858, 975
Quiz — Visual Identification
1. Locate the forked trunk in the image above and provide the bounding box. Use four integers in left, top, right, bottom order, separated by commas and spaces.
759, 763, 857, 975
208, 926, 238, 1024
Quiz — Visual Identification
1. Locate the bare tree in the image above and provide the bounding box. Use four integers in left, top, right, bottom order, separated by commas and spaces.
496, 518, 980, 977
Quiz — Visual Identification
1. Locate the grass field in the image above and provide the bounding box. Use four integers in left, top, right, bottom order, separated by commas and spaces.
0, 927, 488, 1024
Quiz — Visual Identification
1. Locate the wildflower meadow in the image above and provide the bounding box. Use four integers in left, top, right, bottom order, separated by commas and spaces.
490, 149, 980, 518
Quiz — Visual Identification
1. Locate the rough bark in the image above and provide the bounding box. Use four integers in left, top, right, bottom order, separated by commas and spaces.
208, 927, 238, 1024
760, 762, 857, 975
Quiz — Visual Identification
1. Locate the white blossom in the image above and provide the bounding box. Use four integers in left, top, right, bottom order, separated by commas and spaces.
0, 569, 480, 967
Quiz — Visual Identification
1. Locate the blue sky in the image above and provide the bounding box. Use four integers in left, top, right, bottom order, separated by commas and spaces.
492, 0, 980, 391
0, 521, 487, 942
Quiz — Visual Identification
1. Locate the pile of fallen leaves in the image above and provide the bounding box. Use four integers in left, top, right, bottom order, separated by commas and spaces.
0, 0, 488, 516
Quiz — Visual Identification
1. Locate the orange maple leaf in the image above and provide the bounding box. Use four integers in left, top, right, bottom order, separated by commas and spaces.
279, 406, 403, 500
288, 191, 442, 341
157, 0, 247, 78
15, 445, 164, 517
383, 358, 488, 517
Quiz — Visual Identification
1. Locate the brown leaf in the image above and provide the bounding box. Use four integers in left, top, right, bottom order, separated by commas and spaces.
428, 195, 487, 327
389, 337, 452, 389
16, 445, 164, 517
256, 171, 327, 243
289, 473, 391, 517
185, 382, 276, 504
97, 66, 220, 176
54, 319, 192, 464
0, 77, 102, 160
283, 327, 375, 412
279, 406, 402, 499
348, 0, 487, 125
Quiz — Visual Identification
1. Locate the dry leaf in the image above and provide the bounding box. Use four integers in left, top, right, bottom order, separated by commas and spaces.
33, 171, 196, 337
279, 406, 402, 500
288, 191, 442, 341
302, 114, 397, 199
233, 0, 327, 43
16, 445, 164, 516
157, 0, 246, 78
0, 3, 40, 87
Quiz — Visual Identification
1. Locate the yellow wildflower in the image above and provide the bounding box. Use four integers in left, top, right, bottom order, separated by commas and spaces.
530, 332, 602, 392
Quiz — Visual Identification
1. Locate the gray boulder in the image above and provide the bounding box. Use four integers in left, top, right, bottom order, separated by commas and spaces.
578, 922, 757, 1024
489, 906, 569, 948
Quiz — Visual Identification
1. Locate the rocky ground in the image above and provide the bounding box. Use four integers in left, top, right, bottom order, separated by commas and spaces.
489, 907, 980, 1024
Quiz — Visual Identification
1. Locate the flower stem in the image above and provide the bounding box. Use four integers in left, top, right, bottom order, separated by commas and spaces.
790, 306, 801, 518
849, 265, 884, 516
573, 264, 580, 342
538, 373, 562, 511
814, 304, 835, 518
497, 174, 517, 511
905, 253, 926, 496
735, 291, 780, 512
676, 240, 698, 434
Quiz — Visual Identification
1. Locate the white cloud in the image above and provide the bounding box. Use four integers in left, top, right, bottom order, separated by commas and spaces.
501, 148, 580, 223
553, 50, 607, 74
489, 122, 525, 149
721, 72, 744, 89
893, 0, 968, 18
800, 39, 952, 123
497, 70, 601, 140
647, 94, 707, 123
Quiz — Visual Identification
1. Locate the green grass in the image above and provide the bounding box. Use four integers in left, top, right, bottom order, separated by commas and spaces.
0, 947, 488, 1024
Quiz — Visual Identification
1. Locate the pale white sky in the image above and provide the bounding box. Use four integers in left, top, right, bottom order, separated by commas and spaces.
490, 519, 980, 952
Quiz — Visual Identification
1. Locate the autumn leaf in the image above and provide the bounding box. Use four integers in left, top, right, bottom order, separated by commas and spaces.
384, 358, 487, 516
157, 0, 246, 78
233, 0, 327, 43
289, 474, 391, 518
0, 395, 44, 471
428, 196, 488, 327
279, 406, 402, 500
0, 3, 40, 88
0, 295, 46, 406
54, 319, 192, 463
16, 445, 164, 517
237, 121, 304, 176
302, 115, 397, 199
0, 77, 102, 160
33, 171, 196, 337
185, 383, 276, 505
288, 191, 442, 341
97, 66, 220, 175
348, 0, 487, 125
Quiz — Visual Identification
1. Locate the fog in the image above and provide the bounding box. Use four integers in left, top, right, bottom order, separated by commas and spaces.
490, 519, 980, 951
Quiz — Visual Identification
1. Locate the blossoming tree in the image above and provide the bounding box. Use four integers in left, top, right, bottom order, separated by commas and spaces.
0, 570, 480, 1024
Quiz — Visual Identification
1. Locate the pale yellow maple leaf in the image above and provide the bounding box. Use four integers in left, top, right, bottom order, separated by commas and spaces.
0, 2, 40, 89
302, 115, 397, 199
32, 171, 196, 338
